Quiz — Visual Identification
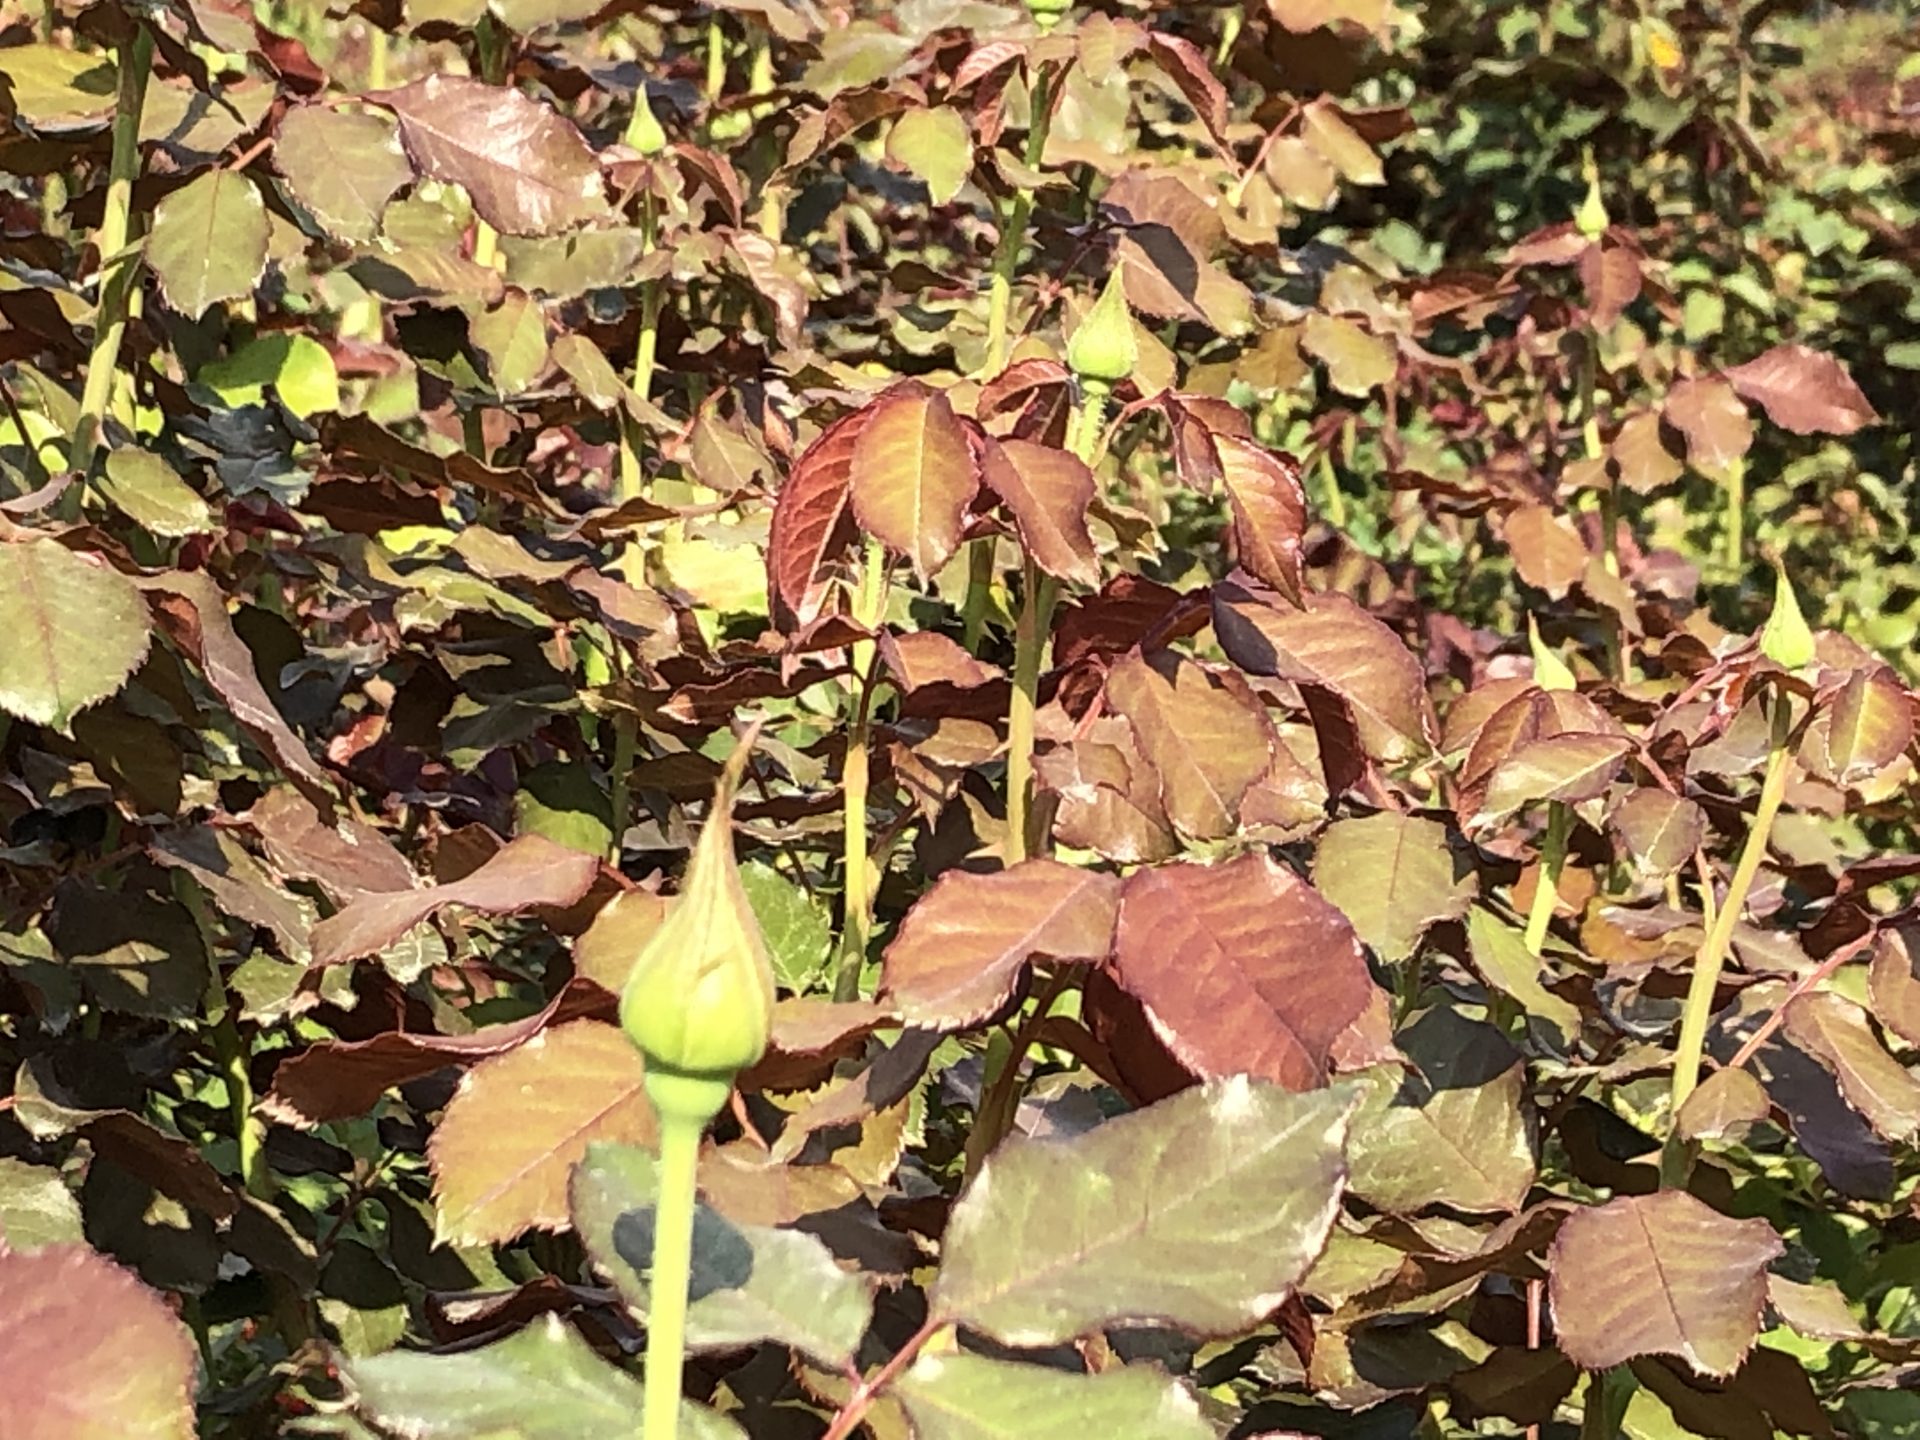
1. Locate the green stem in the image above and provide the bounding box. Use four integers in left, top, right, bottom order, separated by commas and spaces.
609, 712, 637, 864
835, 537, 888, 1001
960, 539, 995, 654
367, 22, 389, 90
1724, 456, 1746, 570
982, 64, 1054, 375
1669, 696, 1793, 1119
1316, 447, 1348, 530
1523, 801, 1571, 956
71, 24, 154, 475
640, 1110, 703, 1440
184, 879, 270, 1201
618, 193, 662, 502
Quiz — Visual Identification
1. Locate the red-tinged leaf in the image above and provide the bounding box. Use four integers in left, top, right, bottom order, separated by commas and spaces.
1212, 578, 1434, 762
1724, 343, 1878, 436
1609, 788, 1708, 879
1216, 435, 1309, 605
246, 786, 416, 900
429, 1020, 657, 1246
1145, 32, 1229, 147
1665, 377, 1753, 471
767, 406, 868, 631
977, 437, 1098, 586
881, 860, 1120, 1027
1474, 734, 1631, 824
953, 40, 1024, 92
1611, 409, 1685, 494
1871, 926, 1920, 1049
1312, 812, 1472, 964
1549, 1190, 1782, 1377
847, 384, 978, 580
1782, 991, 1920, 1142
1109, 852, 1384, 1091
138, 571, 336, 806
976, 357, 1071, 425
1054, 575, 1207, 673
879, 629, 1001, 692
1104, 650, 1274, 840
261, 980, 612, 1126
1034, 718, 1180, 864
1502, 503, 1589, 600
0, 1244, 198, 1440
310, 834, 600, 968
373, 75, 610, 235
1822, 668, 1912, 783
1577, 241, 1641, 328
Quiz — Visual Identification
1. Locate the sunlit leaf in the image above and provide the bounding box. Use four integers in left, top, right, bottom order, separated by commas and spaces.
147, 170, 269, 320
978, 437, 1098, 586
1104, 651, 1272, 841
1782, 991, 1920, 1142
571, 1142, 874, 1366
0, 538, 150, 732
1313, 812, 1472, 964
1301, 313, 1395, 395
933, 1077, 1355, 1344
881, 860, 1119, 1027
0, 1243, 198, 1440
275, 104, 413, 243
767, 407, 867, 630
0, 1158, 83, 1252
342, 1314, 744, 1439
889, 1351, 1215, 1440
1465, 907, 1581, 1049
1664, 377, 1753, 471
1609, 789, 1707, 879
848, 384, 978, 580
886, 106, 973, 205
1724, 343, 1878, 436
1549, 1190, 1781, 1377
426, 1019, 655, 1249
1822, 668, 1912, 783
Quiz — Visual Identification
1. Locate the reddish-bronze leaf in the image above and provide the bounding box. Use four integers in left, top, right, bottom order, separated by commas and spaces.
1144, 32, 1229, 147
310, 834, 600, 968
977, 437, 1098, 586
1610, 410, 1685, 495
1549, 1191, 1782, 1377
848, 384, 978, 580
1502, 503, 1588, 600
261, 980, 612, 1126
1724, 343, 1878, 436
1035, 717, 1180, 864
0, 1244, 198, 1440
1474, 734, 1631, 824
429, 1019, 656, 1246
1213, 579, 1433, 762
1577, 241, 1641, 328
373, 75, 610, 236
1665, 377, 1753, 471
767, 405, 869, 632
1104, 650, 1274, 840
1216, 435, 1308, 605
1822, 668, 1912, 783
881, 860, 1120, 1026
1609, 788, 1707, 879
1109, 853, 1383, 1091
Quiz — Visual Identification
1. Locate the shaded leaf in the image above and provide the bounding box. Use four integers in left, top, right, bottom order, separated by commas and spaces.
0, 1244, 198, 1440
1216, 435, 1308, 605
932, 1077, 1355, 1344
0, 538, 150, 732
1610, 789, 1707, 879
147, 170, 269, 320
1549, 1190, 1781, 1377
312, 834, 597, 967
571, 1142, 873, 1366
1781, 991, 1920, 1142
890, 1351, 1215, 1440
881, 860, 1120, 1027
429, 1020, 656, 1246
374, 75, 611, 236
1313, 812, 1472, 964
767, 407, 867, 631
342, 1313, 744, 1439
1110, 852, 1383, 1091
1105, 651, 1272, 840
1466, 907, 1581, 1049
1724, 344, 1877, 436
1677, 1067, 1771, 1143
848, 384, 977, 580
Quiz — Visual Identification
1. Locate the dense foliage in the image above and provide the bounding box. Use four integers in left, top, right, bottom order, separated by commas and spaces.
2, 0, 1919, 1436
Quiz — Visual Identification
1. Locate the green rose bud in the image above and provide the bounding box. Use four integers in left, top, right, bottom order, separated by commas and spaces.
1067, 265, 1138, 386
1026, 0, 1071, 28
1760, 564, 1816, 670
1575, 146, 1608, 240
620, 729, 774, 1120
626, 84, 667, 157
1528, 615, 1577, 692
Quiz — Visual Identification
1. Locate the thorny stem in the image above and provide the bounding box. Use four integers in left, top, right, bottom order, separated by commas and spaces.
639, 1111, 703, 1440
72, 24, 155, 476
981, 63, 1055, 376
1668, 695, 1794, 1121
1523, 801, 1571, 956
835, 536, 889, 1001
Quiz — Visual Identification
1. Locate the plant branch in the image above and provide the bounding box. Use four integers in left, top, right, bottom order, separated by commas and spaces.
820, 1318, 943, 1440
835, 536, 889, 1000
640, 1111, 702, 1440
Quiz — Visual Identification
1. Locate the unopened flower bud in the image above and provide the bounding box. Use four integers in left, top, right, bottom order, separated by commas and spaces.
1026, 0, 1071, 29
1067, 265, 1137, 386
620, 730, 774, 1118
626, 85, 667, 157
1575, 147, 1608, 240
1760, 565, 1816, 670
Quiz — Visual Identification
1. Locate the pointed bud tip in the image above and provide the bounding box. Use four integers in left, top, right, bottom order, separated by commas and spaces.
1529, 615, 1577, 692
1761, 566, 1817, 670
1067, 265, 1138, 385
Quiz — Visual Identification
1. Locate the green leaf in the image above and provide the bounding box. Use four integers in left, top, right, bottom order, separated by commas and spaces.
513, 760, 613, 858
1465, 907, 1581, 1049
888, 1352, 1215, 1440
1312, 812, 1473, 964
886, 107, 974, 205
0, 538, 152, 732
198, 333, 341, 418
932, 1077, 1356, 1345
570, 1142, 874, 1367
1, 45, 117, 130
0, 1157, 84, 1251
147, 170, 270, 320
97, 450, 215, 537
470, 289, 550, 397
342, 1314, 746, 1439
1301, 314, 1395, 395
739, 859, 834, 993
